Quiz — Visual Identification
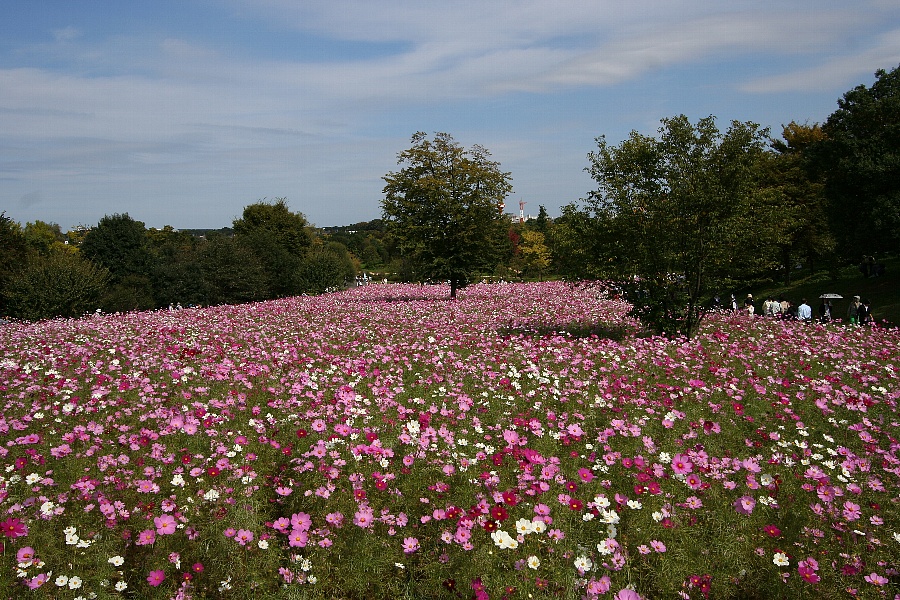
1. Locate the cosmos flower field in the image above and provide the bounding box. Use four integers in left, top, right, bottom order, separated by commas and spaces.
1, 281, 898, 600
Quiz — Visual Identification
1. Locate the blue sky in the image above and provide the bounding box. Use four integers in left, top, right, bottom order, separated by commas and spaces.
2, 1, 899, 230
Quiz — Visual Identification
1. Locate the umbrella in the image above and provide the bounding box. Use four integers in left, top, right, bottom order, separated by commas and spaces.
819, 293, 843, 299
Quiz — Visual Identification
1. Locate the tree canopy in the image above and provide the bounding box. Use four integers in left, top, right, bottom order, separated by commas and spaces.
382, 132, 512, 298
811, 65, 900, 258
585, 115, 772, 337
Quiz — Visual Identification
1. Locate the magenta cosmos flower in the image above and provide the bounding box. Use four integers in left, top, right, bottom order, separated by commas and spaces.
0, 518, 28, 538
147, 570, 165, 587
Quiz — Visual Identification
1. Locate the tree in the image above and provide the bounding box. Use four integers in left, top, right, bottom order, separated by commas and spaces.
198, 234, 267, 306
519, 230, 552, 281
0, 213, 29, 316
811, 65, 900, 258
295, 241, 357, 295
146, 226, 205, 307
233, 199, 314, 298
80, 213, 155, 312
4, 250, 109, 321
762, 122, 833, 283
382, 132, 512, 298
585, 115, 772, 337
23, 220, 67, 256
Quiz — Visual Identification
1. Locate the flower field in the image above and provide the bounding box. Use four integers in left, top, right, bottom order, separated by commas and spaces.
1, 281, 898, 600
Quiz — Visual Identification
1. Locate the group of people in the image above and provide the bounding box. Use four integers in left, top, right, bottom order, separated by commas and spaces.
712, 293, 874, 325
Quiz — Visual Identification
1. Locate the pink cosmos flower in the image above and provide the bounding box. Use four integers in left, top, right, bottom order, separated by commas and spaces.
685, 473, 703, 490
147, 570, 165, 587
16, 546, 36, 563
154, 514, 177, 535
291, 512, 312, 531
136, 529, 157, 546
615, 589, 642, 600
685, 496, 703, 509
650, 540, 666, 553
26, 573, 50, 589
864, 572, 888, 585
842, 501, 861, 521
354, 508, 374, 528
402, 537, 420, 553
733, 495, 756, 515
235, 529, 254, 545
671, 454, 693, 475
288, 529, 308, 548
577, 468, 595, 483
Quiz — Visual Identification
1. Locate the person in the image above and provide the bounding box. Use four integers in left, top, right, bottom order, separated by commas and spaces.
818, 299, 831, 323
744, 294, 755, 316
848, 296, 862, 324
730, 294, 738, 312
858, 299, 873, 325
779, 297, 791, 319
797, 298, 812, 322
769, 297, 782, 318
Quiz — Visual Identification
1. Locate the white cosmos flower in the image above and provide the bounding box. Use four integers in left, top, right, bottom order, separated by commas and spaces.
527, 555, 540, 569
574, 556, 593, 572
773, 552, 790, 566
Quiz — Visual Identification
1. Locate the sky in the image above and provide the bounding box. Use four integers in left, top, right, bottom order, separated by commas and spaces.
2, 1, 899, 230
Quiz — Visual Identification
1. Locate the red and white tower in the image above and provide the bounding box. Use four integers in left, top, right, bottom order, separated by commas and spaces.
518, 200, 527, 223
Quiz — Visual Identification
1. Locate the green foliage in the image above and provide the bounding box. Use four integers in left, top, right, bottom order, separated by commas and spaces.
233, 198, 314, 257
23, 220, 67, 256
295, 242, 357, 294
146, 226, 206, 306
233, 199, 315, 298
0, 212, 28, 316
519, 230, 551, 281
3, 249, 109, 320
548, 203, 606, 281
382, 132, 513, 298
760, 123, 834, 284
199, 233, 268, 306
80, 213, 153, 283
811, 64, 900, 258
584, 115, 773, 338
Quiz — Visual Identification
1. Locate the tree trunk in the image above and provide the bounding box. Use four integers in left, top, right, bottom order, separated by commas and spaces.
450, 279, 458, 299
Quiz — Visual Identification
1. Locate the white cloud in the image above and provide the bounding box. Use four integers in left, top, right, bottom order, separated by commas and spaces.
741, 29, 900, 93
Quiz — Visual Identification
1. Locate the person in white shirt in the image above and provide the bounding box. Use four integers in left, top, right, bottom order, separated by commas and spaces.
797, 299, 812, 322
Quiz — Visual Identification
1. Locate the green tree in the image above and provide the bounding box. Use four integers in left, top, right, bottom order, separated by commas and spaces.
519, 230, 552, 281
80, 213, 155, 311
762, 122, 834, 283
811, 65, 900, 258
198, 234, 267, 306
4, 250, 109, 321
146, 226, 205, 307
382, 132, 512, 298
548, 203, 606, 281
295, 241, 357, 295
0, 213, 29, 316
585, 115, 772, 337
23, 220, 67, 256
233, 198, 314, 298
